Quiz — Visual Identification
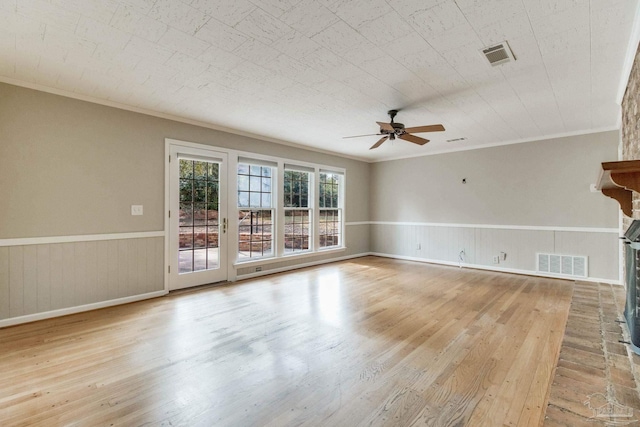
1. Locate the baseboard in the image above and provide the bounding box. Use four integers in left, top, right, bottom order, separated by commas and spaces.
369, 252, 622, 286
0, 290, 168, 328
235, 253, 371, 280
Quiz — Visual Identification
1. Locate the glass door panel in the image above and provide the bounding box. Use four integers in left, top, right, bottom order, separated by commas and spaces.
178, 160, 220, 273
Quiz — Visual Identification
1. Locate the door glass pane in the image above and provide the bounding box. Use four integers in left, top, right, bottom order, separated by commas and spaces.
179, 159, 220, 273
194, 180, 207, 202
194, 226, 206, 248
193, 161, 208, 179
193, 203, 207, 226
179, 204, 193, 226
207, 247, 219, 270
179, 179, 192, 202
179, 227, 194, 249
207, 210, 218, 226
179, 251, 193, 274
193, 248, 208, 272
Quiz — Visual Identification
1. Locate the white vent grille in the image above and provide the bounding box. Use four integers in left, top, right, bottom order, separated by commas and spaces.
537, 253, 588, 278
481, 42, 515, 66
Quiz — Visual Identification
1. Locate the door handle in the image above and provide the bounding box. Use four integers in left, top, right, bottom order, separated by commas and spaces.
222, 218, 227, 233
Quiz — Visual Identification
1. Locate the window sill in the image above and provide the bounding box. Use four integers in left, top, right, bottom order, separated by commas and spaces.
233, 247, 346, 268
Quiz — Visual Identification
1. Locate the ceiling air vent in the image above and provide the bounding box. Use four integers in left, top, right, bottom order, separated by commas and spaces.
481, 42, 515, 66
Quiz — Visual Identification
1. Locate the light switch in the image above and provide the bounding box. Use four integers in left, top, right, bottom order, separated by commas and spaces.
131, 205, 143, 216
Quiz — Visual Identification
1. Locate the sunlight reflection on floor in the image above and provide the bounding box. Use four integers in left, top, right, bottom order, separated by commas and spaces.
316, 271, 343, 327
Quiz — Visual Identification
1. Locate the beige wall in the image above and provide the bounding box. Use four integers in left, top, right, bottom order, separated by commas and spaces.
369, 131, 620, 281
370, 131, 619, 227
0, 83, 370, 239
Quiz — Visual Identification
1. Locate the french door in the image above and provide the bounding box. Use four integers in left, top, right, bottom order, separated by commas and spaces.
168, 144, 228, 290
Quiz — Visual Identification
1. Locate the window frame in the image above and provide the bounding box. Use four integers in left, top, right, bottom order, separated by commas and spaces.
317, 171, 344, 250
232, 153, 345, 266
236, 162, 275, 261
283, 168, 313, 255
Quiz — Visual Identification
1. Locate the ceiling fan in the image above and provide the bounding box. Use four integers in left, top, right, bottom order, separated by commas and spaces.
344, 110, 445, 150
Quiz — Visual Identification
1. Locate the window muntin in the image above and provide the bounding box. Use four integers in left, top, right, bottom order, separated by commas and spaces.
237, 164, 273, 259
284, 170, 311, 253
319, 172, 341, 248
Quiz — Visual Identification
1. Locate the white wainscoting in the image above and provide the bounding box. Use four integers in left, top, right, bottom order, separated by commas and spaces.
369, 222, 620, 284
0, 225, 369, 326
0, 234, 165, 327
2, 222, 613, 326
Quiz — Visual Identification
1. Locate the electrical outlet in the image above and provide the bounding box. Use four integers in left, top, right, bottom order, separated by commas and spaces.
493, 255, 500, 264
255, 266, 262, 272
131, 205, 143, 216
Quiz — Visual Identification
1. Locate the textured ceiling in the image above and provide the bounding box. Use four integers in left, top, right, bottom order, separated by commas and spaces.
0, 0, 637, 161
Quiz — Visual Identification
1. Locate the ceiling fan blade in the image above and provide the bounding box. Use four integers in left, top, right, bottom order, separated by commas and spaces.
370, 136, 388, 150
400, 133, 430, 145
343, 133, 383, 139
376, 121, 394, 132
403, 124, 445, 133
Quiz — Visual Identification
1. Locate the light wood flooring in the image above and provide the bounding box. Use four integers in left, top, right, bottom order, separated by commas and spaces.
0, 256, 575, 426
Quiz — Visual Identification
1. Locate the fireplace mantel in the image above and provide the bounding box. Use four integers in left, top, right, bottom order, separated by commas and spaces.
597, 160, 640, 216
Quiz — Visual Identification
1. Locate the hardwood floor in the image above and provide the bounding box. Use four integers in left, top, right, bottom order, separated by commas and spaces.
0, 256, 574, 426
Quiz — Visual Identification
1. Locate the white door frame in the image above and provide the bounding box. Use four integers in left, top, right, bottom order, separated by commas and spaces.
164, 139, 230, 291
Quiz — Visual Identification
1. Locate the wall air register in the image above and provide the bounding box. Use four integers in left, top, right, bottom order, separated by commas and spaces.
536, 253, 587, 278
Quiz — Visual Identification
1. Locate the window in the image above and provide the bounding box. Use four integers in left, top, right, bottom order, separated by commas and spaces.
284, 169, 311, 253
319, 172, 342, 248
237, 163, 273, 259
234, 154, 344, 264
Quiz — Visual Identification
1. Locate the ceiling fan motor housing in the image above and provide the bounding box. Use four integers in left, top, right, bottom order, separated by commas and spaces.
380, 122, 405, 135
384, 110, 405, 135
